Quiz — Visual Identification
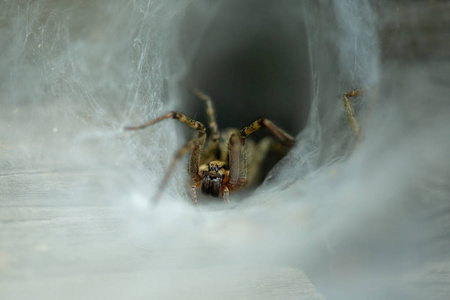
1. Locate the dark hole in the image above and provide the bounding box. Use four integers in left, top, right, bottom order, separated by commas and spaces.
176, 0, 311, 183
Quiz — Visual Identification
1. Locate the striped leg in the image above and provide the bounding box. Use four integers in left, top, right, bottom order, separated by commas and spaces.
152, 131, 206, 203
229, 119, 295, 190
240, 118, 295, 147
125, 111, 207, 203
192, 89, 220, 161
124, 111, 205, 132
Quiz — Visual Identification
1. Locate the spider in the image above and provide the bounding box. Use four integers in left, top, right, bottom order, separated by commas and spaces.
125, 88, 364, 204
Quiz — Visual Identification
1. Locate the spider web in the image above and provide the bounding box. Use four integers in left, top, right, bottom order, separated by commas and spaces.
1, 1, 450, 299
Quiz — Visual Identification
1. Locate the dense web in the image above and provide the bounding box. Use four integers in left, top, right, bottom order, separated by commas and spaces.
1, 1, 450, 299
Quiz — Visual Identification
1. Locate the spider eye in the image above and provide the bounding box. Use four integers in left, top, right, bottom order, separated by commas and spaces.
208, 164, 220, 173
201, 175, 222, 197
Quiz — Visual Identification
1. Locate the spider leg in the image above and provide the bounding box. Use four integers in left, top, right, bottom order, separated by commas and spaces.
124, 111, 205, 132
246, 137, 276, 186
125, 111, 207, 203
192, 88, 220, 141
152, 131, 206, 203
342, 89, 367, 137
229, 119, 295, 190
242, 136, 290, 186
224, 187, 230, 203
240, 118, 296, 147
192, 89, 220, 161
191, 183, 198, 205
228, 133, 246, 190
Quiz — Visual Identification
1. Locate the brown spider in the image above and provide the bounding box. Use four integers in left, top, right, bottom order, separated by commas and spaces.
125, 89, 364, 204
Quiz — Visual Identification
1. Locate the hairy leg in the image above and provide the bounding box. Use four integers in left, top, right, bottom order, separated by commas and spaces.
125, 111, 207, 203
342, 89, 366, 137
223, 186, 230, 203
191, 183, 198, 205
240, 118, 295, 147
228, 133, 246, 190
124, 111, 205, 132
245, 137, 274, 186
246, 137, 291, 186
229, 118, 295, 189
152, 131, 206, 203
192, 89, 220, 160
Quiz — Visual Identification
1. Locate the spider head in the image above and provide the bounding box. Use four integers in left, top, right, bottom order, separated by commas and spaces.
201, 174, 223, 197
200, 161, 227, 197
